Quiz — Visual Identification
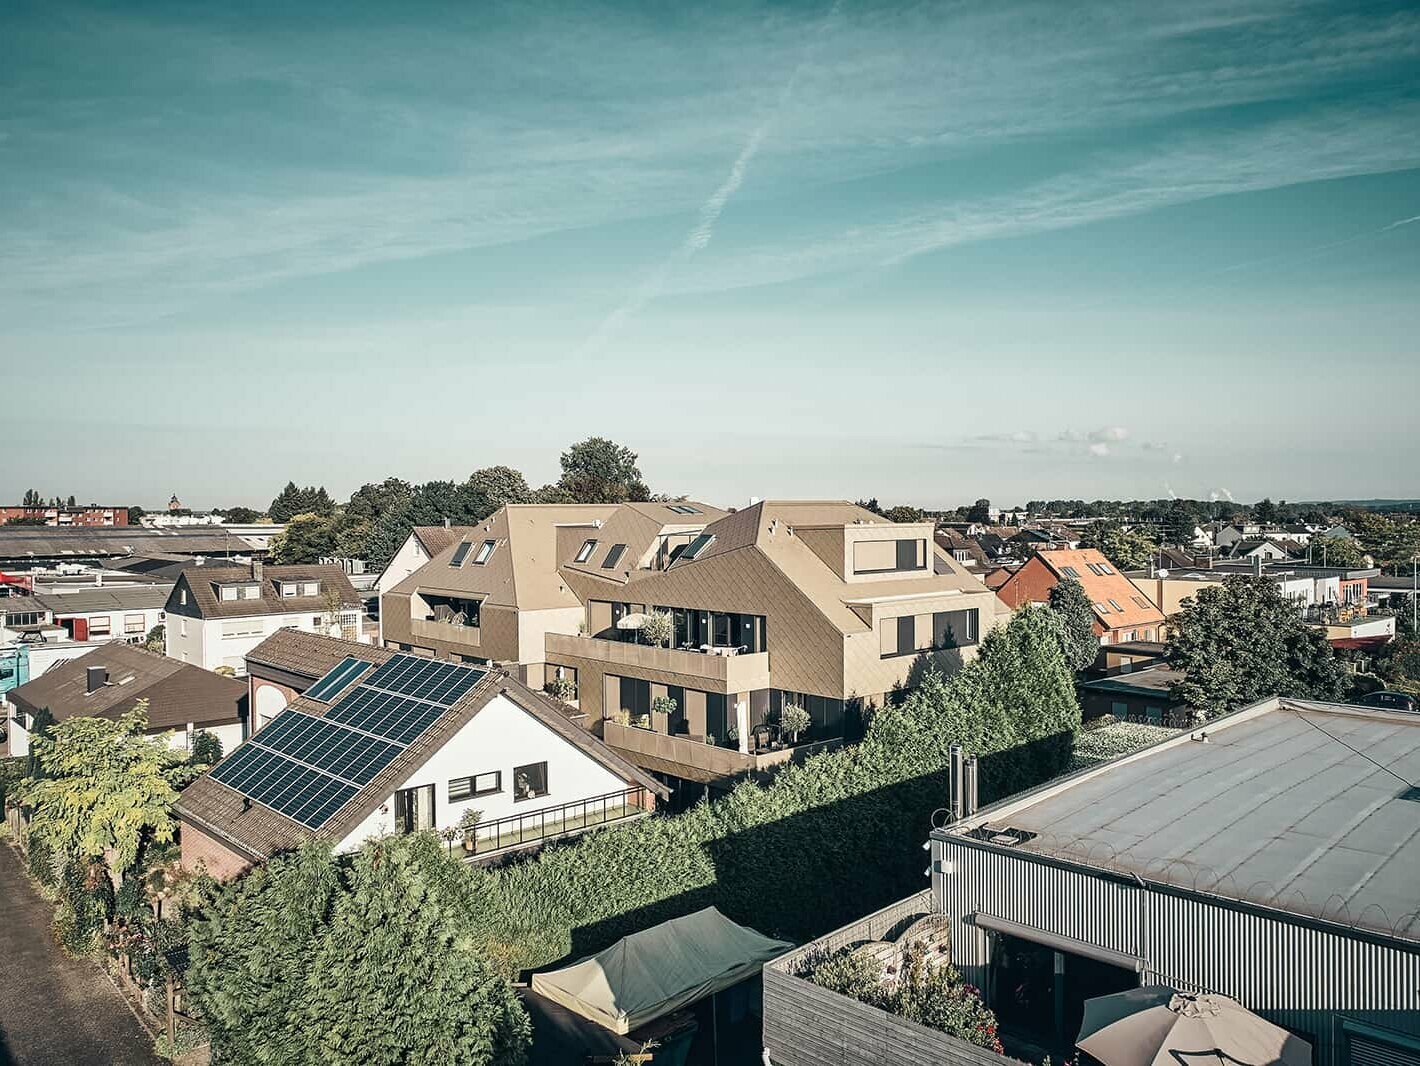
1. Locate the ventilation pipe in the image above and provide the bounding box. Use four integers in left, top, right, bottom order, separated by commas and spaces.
86, 665, 107, 694
963, 755, 979, 818
252, 557, 264, 582
948, 744, 964, 823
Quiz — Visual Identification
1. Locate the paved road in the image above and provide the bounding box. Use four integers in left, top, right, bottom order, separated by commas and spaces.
0, 843, 164, 1066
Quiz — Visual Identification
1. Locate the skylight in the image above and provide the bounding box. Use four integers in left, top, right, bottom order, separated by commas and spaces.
602, 544, 626, 569
575, 539, 597, 563
473, 539, 496, 565
668, 504, 702, 515
449, 541, 472, 567
680, 533, 714, 561
1061, 566, 1081, 579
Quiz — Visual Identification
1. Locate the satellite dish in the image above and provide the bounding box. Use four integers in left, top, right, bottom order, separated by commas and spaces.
1157, 569, 1170, 579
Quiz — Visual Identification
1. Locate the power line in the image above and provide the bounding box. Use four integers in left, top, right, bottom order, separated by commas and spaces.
1289, 707, 1417, 790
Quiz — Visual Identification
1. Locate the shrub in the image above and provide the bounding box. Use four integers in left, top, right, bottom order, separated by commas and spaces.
460, 608, 1080, 974
804, 942, 1001, 1053
639, 610, 674, 648
189, 730, 223, 766
544, 676, 577, 702
778, 703, 811, 743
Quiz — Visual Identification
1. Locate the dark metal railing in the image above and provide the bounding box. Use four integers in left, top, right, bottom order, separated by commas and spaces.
463, 786, 652, 857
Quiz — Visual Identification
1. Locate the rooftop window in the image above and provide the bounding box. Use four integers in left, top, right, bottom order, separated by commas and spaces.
473, 539, 496, 565
668, 504, 702, 515
575, 539, 597, 563
449, 541, 472, 567
1094, 602, 1111, 614
680, 533, 715, 561
1060, 566, 1082, 579
602, 544, 627, 569
1108, 598, 1124, 612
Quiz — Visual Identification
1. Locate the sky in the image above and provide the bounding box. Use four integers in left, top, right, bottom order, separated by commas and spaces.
3, 0, 1419, 511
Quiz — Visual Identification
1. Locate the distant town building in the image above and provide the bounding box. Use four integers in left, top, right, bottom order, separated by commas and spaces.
995, 547, 1165, 644
168, 493, 183, 512
0, 505, 128, 527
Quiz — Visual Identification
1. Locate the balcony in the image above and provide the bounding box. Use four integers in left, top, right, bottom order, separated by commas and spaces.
457, 786, 655, 859
545, 632, 771, 692
410, 617, 481, 648
603, 720, 842, 784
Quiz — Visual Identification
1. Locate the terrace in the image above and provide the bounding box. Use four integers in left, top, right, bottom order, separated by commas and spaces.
457, 785, 656, 860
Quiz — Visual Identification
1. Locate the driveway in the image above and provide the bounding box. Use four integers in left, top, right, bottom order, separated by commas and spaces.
0, 843, 164, 1066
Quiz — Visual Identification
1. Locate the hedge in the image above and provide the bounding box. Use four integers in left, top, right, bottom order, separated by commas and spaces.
461, 606, 1081, 973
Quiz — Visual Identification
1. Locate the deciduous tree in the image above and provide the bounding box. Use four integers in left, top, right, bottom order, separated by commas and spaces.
1047, 577, 1101, 672
1167, 575, 1347, 718
557, 438, 649, 503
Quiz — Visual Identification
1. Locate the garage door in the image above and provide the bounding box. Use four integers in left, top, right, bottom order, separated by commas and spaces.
1348, 1030, 1420, 1066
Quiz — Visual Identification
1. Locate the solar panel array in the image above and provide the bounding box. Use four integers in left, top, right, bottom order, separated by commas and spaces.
208, 654, 487, 830
304, 656, 373, 702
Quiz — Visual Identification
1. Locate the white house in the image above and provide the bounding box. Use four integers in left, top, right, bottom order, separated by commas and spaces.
164, 560, 364, 675
33, 583, 169, 644
5, 642, 247, 758
174, 645, 667, 880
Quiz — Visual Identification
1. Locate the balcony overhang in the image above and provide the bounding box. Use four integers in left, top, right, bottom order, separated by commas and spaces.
545, 633, 771, 692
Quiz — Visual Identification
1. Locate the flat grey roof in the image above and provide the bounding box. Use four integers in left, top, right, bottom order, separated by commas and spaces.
947, 699, 1420, 945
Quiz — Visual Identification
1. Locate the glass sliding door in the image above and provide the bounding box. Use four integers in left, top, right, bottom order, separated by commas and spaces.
393, 784, 435, 835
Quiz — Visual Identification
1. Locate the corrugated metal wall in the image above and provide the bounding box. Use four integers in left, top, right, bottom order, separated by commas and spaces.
932, 836, 1420, 1066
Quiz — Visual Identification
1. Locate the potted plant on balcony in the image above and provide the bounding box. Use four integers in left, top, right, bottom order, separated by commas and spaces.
650, 695, 677, 734
458, 808, 483, 854
779, 702, 811, 746
640, 610, 674, 649
726, 724, 740, 750
545, 676, 577, 703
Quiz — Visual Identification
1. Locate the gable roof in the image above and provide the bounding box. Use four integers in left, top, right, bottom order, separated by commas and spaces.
557, 501, 728, 582
244, 628, 394, 682
174, 667, 668, 861
8, 642, 247, 731
1031, 548, 1166, 630
32, 584, 172, 616
410, 525, 476, 557
169, 564, 360, 620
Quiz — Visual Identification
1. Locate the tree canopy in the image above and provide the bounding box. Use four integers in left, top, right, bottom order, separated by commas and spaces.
187, 835, 530, 1066
556, 437, 649, 503
1167, 575, 1348, 718
269, 513, 339, 564
1047, 577, 1101, 671
269, 482, 336, 523
1078, 521, 1157, 571
965, 498, 991, 523
20, 702, 194, 891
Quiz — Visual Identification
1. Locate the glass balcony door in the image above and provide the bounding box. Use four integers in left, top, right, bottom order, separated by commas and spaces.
393, 783, 435, 835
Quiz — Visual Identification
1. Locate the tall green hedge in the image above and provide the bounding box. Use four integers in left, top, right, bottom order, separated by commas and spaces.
463, 607, 1081, 973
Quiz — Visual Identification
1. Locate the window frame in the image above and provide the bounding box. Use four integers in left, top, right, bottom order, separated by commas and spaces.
602, 544, 627, 569
575, 539, 598, 563
512, 761, 550, 803
449, 541, 472, 567
449, 770, 502, 802
473, 539, 497, 565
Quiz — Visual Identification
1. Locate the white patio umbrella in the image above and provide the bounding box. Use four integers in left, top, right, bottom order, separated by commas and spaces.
616, 613, 650, 630
1077, 986, 1311, 1066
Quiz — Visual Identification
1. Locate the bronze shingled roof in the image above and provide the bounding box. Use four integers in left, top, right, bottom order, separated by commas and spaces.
8, 642, 247, 732
174, 668, 668, 860
244, 628, 394, 681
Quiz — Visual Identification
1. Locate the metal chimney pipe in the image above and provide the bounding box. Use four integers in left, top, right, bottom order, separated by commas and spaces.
252, 557, 264, 583
949, 744, 964, 822
964, 755, 979, 818
86, 665, 107, 694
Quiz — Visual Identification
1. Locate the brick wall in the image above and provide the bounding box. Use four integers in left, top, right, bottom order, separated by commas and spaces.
180, 822, 254, 882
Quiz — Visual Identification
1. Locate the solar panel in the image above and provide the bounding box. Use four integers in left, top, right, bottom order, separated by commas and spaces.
209, 744, 359, 829
207, 654, 486, 830
360, 654, 484, 706
252, 711, 402, 785
304, 656, 372, 702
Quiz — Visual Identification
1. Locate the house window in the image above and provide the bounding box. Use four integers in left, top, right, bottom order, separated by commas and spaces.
669, 504, 702, 515
680, 534, 714, 561
220, 586, 237, 602
1060, 566, 1081, 579
1131, 595, 1152, 610
602, 544, 627, 569
854, 539, 926, 574
1094, 602, 1111, 614
450, 541, 472, 567
124, 614, 146, 635
301, 582, 318, 597
933, 609, 979, 649
575, 539, 597, 563
449, 771, 501, 802
180, 588, 188, 605
1108, 599, 1123, 612
221, 619, 264, 638
393, 784, 435, 834
89, 615, 112, 637
473, 539, 496, 565
513, 762, 549, 802
311, 616, 323, 628
280, 582, 299, 597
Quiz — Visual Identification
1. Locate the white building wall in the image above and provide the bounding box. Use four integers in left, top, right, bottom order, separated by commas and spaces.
376, 535, 431, 597
336, 692, 633, 852
173, 612, 359, 675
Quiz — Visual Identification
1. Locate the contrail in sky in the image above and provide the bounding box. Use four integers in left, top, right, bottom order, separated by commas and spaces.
576, 2, 842, 358
1218, 213, 1420, 275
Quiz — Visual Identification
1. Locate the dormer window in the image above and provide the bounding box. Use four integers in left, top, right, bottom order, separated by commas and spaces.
680, 533, 714, 561
473, 539, 497, 565
219, 583, 261, 602
279, 581, 300, 597
575, 539, 598, 563
450, 541, 472, 567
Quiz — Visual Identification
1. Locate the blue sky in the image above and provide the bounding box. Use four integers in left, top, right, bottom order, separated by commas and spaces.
3, 0, 1418, 509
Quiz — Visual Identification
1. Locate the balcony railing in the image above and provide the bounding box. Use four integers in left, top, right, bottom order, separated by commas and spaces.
545, 632, 770, 691
461, 786, 654, 858
410, 618, 481, 647
603, 720, 843, 781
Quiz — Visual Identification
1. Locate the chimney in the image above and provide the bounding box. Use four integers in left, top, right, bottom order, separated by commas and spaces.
948, 744, 965, 822
86, 665, 107, 694
1253, 555, 1263, 578
443, 517, 450, 529
252, 557, 264, 583
963, 755, 979, 818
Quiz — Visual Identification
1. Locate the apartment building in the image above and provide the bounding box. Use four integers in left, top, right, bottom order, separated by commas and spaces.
381, 500, 1006, 798
995, 547, 1165, 644
164, 560, 363, 674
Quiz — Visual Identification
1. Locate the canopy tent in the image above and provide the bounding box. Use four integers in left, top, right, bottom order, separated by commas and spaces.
530, 907, 792, 1035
